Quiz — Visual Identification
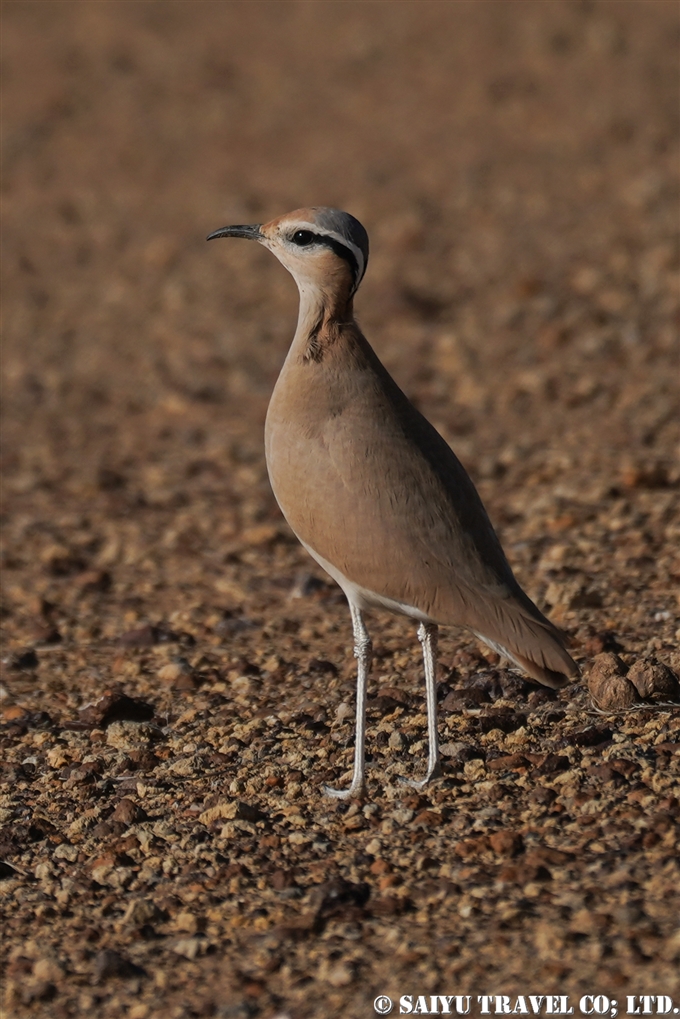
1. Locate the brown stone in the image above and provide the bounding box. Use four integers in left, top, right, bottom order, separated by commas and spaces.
370, 896, 411, 917
627, 659, 679, 699
270, 869, 296, 891
94, 949, 145, 982
529, 787, 557, 806
533, 753, 570, 776
413, 809, 444, 827
524, 846, 573, 867
377, 873, 402, 890
111, 798, 147, 825
587, 653, 640, 710
488, 830, 524, 857
2, 704, 28, 721
118, 625, 163, 647
78, 687, 155, 727
369, 858, 392, 875
454, 836, 491, 858
487, 753, 529, 772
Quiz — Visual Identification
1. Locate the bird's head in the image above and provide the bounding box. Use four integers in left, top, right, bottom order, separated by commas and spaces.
208, 207, 369, 306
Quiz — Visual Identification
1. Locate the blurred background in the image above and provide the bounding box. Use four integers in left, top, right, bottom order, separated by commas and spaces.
2, 0, 678, 645
2, 4, 679, 1014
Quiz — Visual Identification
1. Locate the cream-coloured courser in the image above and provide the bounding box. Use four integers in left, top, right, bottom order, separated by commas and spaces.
208, 207, 579, 798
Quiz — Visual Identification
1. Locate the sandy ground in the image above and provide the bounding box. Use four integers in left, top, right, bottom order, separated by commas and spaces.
1, 2, 679, 1017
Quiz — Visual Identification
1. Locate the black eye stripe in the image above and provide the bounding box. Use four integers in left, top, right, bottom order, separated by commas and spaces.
322, 235, 359, 283
289, 230, 360, 283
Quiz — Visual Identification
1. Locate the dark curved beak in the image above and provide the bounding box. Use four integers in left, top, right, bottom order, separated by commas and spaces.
206, 224, 263, 242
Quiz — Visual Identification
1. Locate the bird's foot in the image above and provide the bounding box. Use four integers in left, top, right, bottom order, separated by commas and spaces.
322, 776, 365, 800
398, 760, 442, 790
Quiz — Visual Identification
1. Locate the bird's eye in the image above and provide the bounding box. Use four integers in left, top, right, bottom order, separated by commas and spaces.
291, 230, 316, 246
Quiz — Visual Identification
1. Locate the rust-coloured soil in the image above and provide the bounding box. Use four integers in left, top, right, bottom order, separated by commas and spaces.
1, 3, 679, 1018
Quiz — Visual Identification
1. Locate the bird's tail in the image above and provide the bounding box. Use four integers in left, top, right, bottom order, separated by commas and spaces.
473, 611, 580, 690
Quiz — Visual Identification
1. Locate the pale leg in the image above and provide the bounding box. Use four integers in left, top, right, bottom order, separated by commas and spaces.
324, 602, 372, 799
401, 622, 442, 788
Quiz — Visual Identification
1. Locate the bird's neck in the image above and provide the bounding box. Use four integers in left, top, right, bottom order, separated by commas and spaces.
293, 280, 354, 362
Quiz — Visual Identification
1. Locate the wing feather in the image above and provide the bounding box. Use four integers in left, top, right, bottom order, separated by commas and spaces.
266, 323, 579, 686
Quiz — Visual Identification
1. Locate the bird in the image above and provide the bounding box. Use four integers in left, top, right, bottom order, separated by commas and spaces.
207, 207, 579, 799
